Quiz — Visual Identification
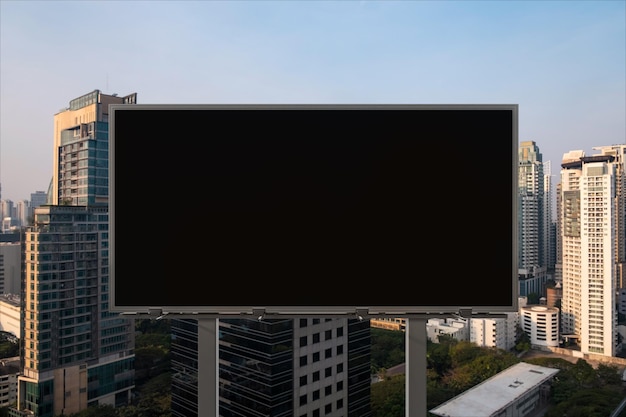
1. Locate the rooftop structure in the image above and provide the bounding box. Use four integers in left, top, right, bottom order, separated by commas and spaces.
430, 362, 559, 417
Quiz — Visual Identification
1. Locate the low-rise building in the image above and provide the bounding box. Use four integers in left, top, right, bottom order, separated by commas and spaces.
430, 362, 559, 417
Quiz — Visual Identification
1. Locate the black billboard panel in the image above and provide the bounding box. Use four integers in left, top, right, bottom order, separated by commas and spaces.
110, 104, 518, 317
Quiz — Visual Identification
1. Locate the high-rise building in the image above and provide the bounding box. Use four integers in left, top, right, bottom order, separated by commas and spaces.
518, 141, 551, 298
29, 191, 48, 225
51, 89, 136, 206
171, 317, 371, 417
9, 90, 137, 417
559, 145, 625, 356
15, 200, 29, 227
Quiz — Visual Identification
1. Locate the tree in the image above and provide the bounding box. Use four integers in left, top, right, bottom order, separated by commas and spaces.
371, 374, 405, 417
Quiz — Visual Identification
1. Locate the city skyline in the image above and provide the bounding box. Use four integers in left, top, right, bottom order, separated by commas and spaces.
1, 0, 625, 202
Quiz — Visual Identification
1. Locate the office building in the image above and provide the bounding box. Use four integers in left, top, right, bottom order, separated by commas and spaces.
559, 145, 625, 356
171, 317, 371, 417
9, 90, 137, 417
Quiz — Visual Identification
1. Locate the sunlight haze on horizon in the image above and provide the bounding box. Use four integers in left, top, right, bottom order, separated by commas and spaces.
1, 0, 624, 202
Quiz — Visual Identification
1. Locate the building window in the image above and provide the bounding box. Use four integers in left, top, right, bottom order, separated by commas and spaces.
313, 352, 320, 362
300, 375, 307, 386
313, 371, 320, 382
299, 394, 307, 406
300, 335, 307, 347
300, 355, 307, 366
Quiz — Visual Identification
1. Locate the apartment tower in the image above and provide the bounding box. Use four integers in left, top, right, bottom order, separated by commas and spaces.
171, 317, 372, 417
10, 90, 137, 417
518, 141, 551, 297
559, 145, 625, 356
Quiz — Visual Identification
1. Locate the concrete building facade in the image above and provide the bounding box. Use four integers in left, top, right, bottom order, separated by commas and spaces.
560, 145, 624, 356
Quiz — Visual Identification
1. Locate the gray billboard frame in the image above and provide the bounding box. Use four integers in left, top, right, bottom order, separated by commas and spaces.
109, 103, 519, 319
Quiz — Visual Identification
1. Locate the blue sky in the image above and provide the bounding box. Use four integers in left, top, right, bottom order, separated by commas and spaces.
1, 0, 624, 202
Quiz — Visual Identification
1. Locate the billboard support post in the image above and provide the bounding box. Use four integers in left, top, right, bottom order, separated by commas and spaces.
198, 318, 218, 417
406, 317, 427, 417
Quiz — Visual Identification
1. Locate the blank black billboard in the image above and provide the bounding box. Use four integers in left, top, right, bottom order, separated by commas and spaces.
110, 104, 518, 316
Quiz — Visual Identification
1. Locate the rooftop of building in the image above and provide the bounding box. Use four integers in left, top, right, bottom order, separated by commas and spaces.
429, 361, 559, 417
0, 294, 21, 307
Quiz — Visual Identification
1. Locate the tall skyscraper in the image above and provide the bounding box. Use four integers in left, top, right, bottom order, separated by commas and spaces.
518, 141, 551, 297
10, 90, 137, 417
559, 145, 625, 357
51, 89, 136, 206
171, 317, 371, 417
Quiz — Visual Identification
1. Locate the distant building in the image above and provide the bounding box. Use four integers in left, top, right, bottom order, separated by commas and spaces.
545, 281, 562, 308
427, 317, 469, 342
429, 362, 559, 417
15, 201, 29, 228
518, 141, 552, 299
0, 201, 15, 223
0, 295, 21, 338
28, 191, 48, 225
0, 242, 20, 295
370, 318, 406, 331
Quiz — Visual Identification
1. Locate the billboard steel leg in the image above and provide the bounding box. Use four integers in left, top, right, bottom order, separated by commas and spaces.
406, 318, 427, 417
198, 318, 218, 417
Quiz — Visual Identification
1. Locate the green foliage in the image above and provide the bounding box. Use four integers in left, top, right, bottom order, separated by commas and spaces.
595, 363, 623, 386
526, 292, 540, 304
371, 374, 405, 417
448, 340, 486, 368
0, 340, 19, 358
61, 404, 117, 417
370, 328, 405, 373
371, 332, 626, 417
544, 388, 625, 417
426, 339, 452, 377
133, 319, 171, 386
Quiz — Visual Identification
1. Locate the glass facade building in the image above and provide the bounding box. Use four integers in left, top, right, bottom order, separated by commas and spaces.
171, 317, 371, 417
9, 90, 137, 417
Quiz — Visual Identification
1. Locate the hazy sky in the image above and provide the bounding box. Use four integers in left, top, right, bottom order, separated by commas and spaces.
1, 0, 624, 202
